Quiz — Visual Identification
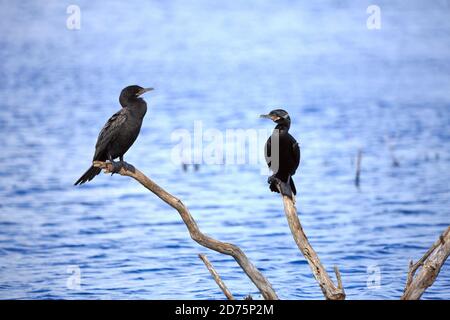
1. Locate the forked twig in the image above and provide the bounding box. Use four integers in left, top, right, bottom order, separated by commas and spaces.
93, 161, 278, 300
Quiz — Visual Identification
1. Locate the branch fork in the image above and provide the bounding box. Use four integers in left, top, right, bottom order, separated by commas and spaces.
92, 160, 449, 300
402, 227, 450, 300
93, 160, 278, 300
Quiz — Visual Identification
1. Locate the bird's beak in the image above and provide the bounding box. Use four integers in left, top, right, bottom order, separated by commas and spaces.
136, 87, 154, 96
260, 114, 279, 121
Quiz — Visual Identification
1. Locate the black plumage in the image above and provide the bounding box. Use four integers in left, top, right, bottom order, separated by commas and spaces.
261, 109, 300, 198
74, 85, 153, 185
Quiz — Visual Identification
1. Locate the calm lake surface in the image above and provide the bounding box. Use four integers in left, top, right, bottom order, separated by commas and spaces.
0, 0, 449, 299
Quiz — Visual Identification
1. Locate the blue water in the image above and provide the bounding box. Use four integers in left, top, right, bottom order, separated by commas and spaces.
0, 0, 449, 299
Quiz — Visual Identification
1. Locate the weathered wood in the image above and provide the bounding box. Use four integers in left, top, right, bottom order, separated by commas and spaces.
93, 161, 278, 300
199, 254, 235, 300
280, 192, 345, 300
401, 226, 450, 300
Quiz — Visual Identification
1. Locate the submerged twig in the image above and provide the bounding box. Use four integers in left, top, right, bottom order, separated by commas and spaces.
384, 136, 400, 167
355, 149, 362, 187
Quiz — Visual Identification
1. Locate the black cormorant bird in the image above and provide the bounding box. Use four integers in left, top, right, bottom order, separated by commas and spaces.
74, 85, 153, 185
260, 109, 300, 198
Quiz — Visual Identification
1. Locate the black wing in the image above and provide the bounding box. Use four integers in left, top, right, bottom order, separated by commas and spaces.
264, 136, 271, 168
292, 140, 300, 174
93, 109, 128, 160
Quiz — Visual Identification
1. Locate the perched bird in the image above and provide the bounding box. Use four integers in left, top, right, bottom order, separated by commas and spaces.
260, 109, 300, 198
74, 85, 153, 185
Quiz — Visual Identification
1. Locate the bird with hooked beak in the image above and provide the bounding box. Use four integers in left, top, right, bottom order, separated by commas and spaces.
74, 85, 153, 185
260, 109, 300, 198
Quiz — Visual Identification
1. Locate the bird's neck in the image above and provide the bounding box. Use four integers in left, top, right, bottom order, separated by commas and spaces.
125, 99, 147, 119
275, 122, 290, 133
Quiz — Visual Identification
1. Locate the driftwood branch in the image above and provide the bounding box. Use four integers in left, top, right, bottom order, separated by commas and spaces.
199, 254, 235, 300
91, 161, 448, 300
276, 183, 345, 300
401, 226, 450, 300
93, 161, 278, 300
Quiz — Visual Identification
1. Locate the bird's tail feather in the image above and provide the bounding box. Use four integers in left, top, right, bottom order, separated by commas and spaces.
74, 166, 101, 186
290, 178, 297, 196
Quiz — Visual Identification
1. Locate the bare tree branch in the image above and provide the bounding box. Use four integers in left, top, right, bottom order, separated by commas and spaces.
334, 265, 343, 290
402, 226, 450, 300
93, 161, 278, 300
92, 161, 449, 300
199, 254, 235, 300
277, 185, 345, 300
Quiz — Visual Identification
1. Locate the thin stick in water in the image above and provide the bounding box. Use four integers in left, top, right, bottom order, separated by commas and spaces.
199, 254, 235, 300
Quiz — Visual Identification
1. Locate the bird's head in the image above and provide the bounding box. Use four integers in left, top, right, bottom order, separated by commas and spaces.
119, 85, 153, 107
260, 109, 291, 126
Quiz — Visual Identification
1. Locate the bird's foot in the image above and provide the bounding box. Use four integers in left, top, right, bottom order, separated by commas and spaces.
108, 160, 136, 175
268, 175, 281, 193
120, 161, 135, 173
268, 175, 293, 198
267, 175, 280, 186
109, 160, 122, 175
